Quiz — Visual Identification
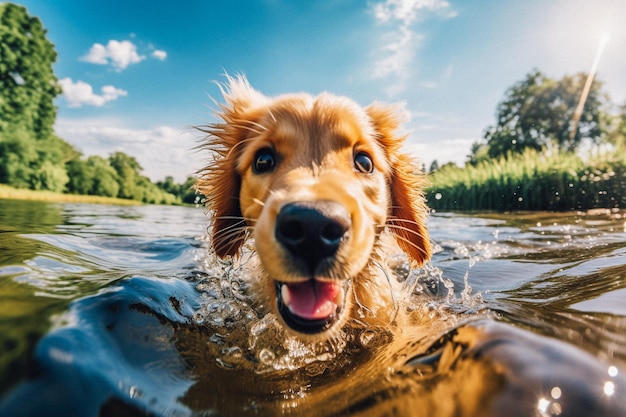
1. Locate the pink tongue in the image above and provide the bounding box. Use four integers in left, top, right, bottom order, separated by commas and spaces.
284, 280, 340, 320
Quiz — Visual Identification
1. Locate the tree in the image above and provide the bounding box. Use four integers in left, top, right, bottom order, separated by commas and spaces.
0, 4, 78, 192
66, 159, 95, 195
88, 156, 120, 197
156, 175, 199, 204
473, 70, 610, 162
180, 176, 199, 204
0, 128, 37, 188
0, 3, 60, 139
32, 160, 68, 192
157, 176, 178, 195
606, 103, 626, 150
108, 152, 143, 199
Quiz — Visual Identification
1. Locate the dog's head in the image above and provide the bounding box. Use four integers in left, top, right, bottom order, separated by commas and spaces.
197, 76, 431, 337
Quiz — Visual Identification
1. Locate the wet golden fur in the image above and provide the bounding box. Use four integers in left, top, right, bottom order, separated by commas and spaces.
197, 76, 431, 337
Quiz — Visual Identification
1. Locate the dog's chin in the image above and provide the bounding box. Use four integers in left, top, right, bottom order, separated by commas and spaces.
274, 279, 349, 335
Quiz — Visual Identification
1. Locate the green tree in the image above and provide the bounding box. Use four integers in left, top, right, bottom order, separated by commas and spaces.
66, 156, 122, 197
89, 156, 120, 197
108, 151, 143, 199
0, 4, 77, 192
157, 176, 178, 195
0, 128, 37, 188
136, 175, 179, 204
66, 159, 95, 195
180, 176, 198, 204
0, 3, 60, 139
32, 160, 68, 192
156, 175, 199, 204
473, 70, 610, 162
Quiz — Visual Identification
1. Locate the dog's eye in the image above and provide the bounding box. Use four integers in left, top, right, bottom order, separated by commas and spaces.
354, 152, 374, 173
253, 148, 276, 173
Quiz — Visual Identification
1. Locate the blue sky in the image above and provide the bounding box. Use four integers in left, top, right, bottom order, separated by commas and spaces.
13, 0, 626, 182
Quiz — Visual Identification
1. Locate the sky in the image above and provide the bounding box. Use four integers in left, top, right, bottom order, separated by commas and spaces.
11, 0, 626, 182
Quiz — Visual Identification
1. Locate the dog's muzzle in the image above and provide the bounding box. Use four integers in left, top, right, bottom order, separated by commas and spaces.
273, 201, 351, 333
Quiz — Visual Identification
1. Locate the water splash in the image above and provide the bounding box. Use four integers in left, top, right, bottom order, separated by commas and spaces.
389, 252, 486, 315
191, 234, 489, 376
192, 250, 356, 374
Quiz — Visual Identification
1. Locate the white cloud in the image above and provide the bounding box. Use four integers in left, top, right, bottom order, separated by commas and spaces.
59, 78, 128, 108
152, 49, 167, 60
369, 0, 457, 96
55, 119, 203, 182
372, 26, 420, 95
404, 137, 474, 169
81, 40, 145, 70
372, 0, 456, 25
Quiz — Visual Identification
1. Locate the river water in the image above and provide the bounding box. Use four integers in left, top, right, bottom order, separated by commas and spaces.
1, 199, 625, 416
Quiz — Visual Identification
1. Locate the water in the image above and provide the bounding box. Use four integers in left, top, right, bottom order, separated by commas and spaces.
1, 199, 626, 416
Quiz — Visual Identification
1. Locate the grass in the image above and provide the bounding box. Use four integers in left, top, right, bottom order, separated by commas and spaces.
0, 184, 143, 206
426, 147, 626, 212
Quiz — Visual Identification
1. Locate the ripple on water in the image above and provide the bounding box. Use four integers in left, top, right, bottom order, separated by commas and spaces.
4, 204, 626, 416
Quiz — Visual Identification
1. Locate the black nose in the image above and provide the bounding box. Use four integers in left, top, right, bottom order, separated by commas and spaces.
275, 201, 351, 273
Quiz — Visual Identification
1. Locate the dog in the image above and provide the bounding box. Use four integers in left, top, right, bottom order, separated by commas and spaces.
196, 76, 431, 339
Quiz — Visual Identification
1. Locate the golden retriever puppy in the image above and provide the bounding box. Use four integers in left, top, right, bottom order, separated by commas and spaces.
197, 76, 431, 339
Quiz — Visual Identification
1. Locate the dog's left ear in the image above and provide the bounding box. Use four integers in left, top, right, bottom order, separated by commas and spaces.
366, 103, 432, 266
196, 75, 268, 258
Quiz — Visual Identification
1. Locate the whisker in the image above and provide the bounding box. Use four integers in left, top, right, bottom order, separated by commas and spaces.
385, 214, 427, 226
252, 198, 265, 207
212, 215, 257, 223
351, 284, 374, 316
372, 260, 399, 323
267, 108, 277, 123
210, 218, 249, 236
237, 118, 269, 133
212, 229, 253, 256
384, 222, 425, 236
212, 223, 254, 241
380, 219, 425, 235
223, 137, 257, 159
211, 224, 249, 239
388, 232, 431, 257
225, 122, 266, 136
212, 227, 247, 243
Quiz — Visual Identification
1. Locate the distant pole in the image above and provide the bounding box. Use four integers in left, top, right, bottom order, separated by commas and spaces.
569, 32, 611, 148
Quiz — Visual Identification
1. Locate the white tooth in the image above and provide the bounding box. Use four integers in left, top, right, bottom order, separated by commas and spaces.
336, 287, 344, 306
280, 284, 291, 306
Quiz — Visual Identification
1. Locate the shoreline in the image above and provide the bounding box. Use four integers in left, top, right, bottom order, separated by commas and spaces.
0, 184, 143, 206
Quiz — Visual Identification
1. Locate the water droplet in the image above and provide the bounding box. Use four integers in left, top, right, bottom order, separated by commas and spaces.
259, 348, 276, 365
129, 385, 142, 398
359, 330, 377, 346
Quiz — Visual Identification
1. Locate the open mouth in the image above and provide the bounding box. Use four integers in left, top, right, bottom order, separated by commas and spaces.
275, 279, 347, 334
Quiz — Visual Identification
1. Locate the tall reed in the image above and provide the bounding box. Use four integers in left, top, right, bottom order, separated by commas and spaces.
426, 147, 626, 211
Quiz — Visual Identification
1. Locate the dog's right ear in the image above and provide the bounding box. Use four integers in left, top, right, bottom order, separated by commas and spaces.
365, 102, 432, 266
196, 75, 268, 258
